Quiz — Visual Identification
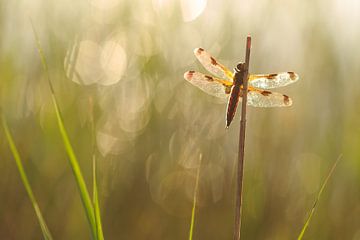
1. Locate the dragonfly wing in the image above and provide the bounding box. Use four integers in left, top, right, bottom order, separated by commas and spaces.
248, 72, 299, 89
184, 71, 232, 99
246, 88, 292, 107
194, 48, 234, 81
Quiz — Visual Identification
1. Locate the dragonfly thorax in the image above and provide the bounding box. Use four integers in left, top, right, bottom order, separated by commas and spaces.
233, 62, 245, 86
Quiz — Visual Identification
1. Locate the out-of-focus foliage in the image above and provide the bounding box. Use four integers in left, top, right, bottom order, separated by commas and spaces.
1, 0, 360, 239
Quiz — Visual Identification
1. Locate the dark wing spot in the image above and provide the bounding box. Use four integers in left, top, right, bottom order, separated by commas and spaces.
288, 72, 297, 80
205, 75, 214, 81
210, 56, 217, 66
283, 95, 290, 105
185, 71, 194, 79
261, 90, 272, 96
197, 48, 204, 54
268, 74, 278, 79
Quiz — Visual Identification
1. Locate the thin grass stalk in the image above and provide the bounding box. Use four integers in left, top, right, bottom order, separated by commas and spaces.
233, 36, 251, 240
1, 114, 53, 240
297, 154, 342, 240
30, 20, 97, 239
93, 154, 104, 240
188, 154, 202, 240
89, 97, 104, 240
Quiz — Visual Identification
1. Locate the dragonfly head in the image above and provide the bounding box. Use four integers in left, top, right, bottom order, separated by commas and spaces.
235, 62, 245, 73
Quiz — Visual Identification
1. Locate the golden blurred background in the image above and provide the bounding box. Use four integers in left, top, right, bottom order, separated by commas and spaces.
1, 0, 360, 239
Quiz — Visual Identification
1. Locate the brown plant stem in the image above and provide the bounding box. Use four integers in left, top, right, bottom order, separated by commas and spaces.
233, 36, 251, 240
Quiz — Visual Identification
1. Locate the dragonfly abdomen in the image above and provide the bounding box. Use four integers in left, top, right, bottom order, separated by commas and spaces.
226, 84, 241, 128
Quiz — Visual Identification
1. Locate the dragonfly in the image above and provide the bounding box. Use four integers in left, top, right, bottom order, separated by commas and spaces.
184, 47, 299, 128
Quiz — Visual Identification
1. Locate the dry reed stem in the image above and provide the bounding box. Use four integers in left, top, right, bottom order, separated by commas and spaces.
233, 36, 251, 240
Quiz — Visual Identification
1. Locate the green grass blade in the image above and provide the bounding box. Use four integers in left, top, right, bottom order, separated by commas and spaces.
93, 155, 104, 240
297, 154, 342, 240
88, 96, 104, 240
30, 20, 97, 239
189, 154, 202, 240
1, 114, 53, 240
51, 95, 97, 237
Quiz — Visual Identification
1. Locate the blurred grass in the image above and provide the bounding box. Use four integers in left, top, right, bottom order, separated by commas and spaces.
297, 155, 342, 240
188, 154, 201, 240
31, 21, 103, 239
1, 114, 53, 240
